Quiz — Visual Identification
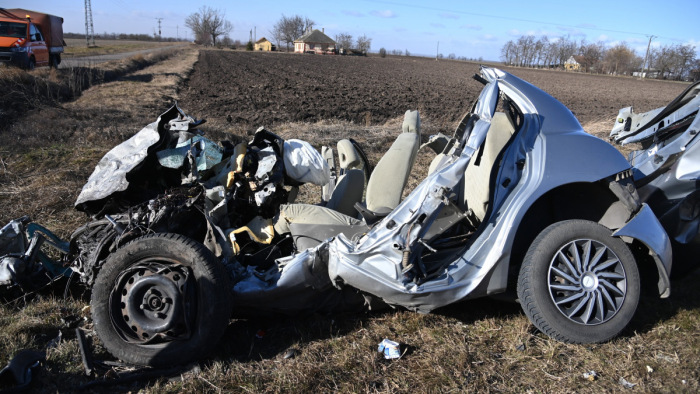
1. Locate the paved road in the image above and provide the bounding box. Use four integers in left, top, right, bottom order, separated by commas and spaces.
59, 44, 189, 69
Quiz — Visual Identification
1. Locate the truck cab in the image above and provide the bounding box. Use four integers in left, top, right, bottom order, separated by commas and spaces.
0, 8, 63, 69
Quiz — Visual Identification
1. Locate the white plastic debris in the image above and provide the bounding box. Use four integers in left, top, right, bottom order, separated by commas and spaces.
283, 139, 330, 186
646, 365, 653, 373
583, 370, 598, 381
377, 339, 401, 359
619, 377, 637, 389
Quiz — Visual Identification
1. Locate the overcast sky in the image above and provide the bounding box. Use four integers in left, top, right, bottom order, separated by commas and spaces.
13, 0, 700, 60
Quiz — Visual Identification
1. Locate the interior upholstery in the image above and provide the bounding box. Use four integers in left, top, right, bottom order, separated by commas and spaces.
325, 169, 364, 217
461, 112, 515, 221
365, 109, 421, 213
336, 139, 362, 170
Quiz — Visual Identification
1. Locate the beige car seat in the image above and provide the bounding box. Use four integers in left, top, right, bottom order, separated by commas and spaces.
365, 110, 421, 213
275, 110, 422, 249
461, 112, 515, 223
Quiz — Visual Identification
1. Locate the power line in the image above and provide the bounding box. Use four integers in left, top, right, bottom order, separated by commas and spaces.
366, 0, 683, 42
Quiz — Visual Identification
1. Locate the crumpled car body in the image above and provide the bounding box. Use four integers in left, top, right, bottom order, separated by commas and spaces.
610, 80, 700, 277
1, 66, 687, 367
232, 67, 672, 316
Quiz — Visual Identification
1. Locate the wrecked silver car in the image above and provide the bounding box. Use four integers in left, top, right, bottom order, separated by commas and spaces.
1, 67, 687, 367
611, 80, 700, 278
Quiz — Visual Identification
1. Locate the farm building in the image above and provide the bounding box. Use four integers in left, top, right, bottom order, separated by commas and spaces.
564, 55, 586, 71
294, 29, 336, 54
254, 37, 276, 51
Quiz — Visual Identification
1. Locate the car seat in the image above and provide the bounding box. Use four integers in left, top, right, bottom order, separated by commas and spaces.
275, 110, 421, 250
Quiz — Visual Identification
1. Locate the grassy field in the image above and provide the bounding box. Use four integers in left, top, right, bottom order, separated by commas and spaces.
63, 38, 189, 57
0, 48, 698, 392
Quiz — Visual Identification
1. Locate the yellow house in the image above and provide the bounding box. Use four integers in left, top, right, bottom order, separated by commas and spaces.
254, 37, 276, 51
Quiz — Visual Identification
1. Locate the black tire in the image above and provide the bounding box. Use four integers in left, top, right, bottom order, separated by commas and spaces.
27, 57, 35, 70
91, 233, 231, 367
49, 54, 58, 68
517, 220, 640, 343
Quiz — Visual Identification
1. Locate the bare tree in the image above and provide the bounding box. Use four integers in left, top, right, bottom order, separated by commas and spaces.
690, 59, 700, 82
578, 40, 606, 72
271, 15, 315, 51
194, 30, 212, 46
677, 44, 697, 80
185, 6, 233, 46
554, 35, 577, 67
602, 43, 641, 75
356, 35, 372, 53
651, 43, 697, 80
335, 33, 353, 50
517, 35, 535, 66
500, 40, 516, 65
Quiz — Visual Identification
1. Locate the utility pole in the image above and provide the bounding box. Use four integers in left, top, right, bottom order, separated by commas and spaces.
640, 35, 656, 80
176, 25, 179, 40
155, 18, 163, 41
84, 0, 95, 47
436, 41, 439, 61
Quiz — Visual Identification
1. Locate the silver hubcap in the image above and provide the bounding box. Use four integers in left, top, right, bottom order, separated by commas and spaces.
548, 239, 626, 325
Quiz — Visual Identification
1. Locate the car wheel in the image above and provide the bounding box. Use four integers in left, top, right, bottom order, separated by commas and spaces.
517, 220, 640, 343
27, 57, 35, 70
91, 233, 231, 367
49, 55, 58, 68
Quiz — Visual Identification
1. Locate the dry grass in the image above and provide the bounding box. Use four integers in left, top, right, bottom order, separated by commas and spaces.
0, 49, 699, 392
0, 47, 199, 236
63, 38, 187, 57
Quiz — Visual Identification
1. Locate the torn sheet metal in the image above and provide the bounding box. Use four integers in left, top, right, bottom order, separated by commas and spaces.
611, 81, 700, 146
74, 104, 201, 213
230, 243, 365, 315
0, 217, 70, 290
75, 116, 161, 207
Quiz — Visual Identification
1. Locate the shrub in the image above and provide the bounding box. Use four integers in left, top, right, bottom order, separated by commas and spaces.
379, 48, 386, 58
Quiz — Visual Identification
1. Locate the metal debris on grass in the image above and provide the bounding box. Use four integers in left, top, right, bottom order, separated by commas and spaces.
619, 377, 637, 389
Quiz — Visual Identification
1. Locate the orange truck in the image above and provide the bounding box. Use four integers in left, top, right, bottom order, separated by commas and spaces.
0, 8, 64, 69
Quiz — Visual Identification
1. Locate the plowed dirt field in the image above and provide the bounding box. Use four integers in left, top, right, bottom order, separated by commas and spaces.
180, 50, 688, 129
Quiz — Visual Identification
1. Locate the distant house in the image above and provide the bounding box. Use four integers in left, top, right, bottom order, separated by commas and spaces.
294, 29, 336, 54
564, 55, 585, 71
254, 37, 276, 51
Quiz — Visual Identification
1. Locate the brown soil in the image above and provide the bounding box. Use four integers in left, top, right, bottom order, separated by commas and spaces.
180, 50, 688, 132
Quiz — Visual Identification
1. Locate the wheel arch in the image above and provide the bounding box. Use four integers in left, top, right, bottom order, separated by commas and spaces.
497, 181, 660, 296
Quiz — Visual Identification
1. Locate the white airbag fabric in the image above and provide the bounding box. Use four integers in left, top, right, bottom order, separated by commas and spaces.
283, 139, 330, 186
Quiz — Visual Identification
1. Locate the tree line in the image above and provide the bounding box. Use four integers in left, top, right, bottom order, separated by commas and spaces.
501, 35, 699, 80
64, 32, 182, 42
